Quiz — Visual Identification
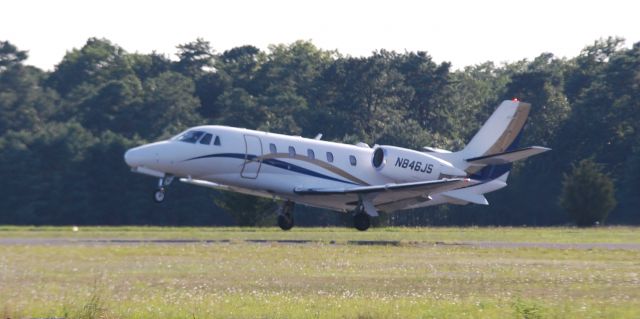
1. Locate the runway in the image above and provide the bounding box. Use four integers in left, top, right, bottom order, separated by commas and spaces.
1, 237, 639, 250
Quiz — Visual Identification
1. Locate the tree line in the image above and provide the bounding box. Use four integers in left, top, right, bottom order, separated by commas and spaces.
0, 37, 637, 226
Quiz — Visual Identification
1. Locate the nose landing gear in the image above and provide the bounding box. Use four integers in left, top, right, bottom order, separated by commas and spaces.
153, 188, 166, 203
277, 200, 295, 231
153, 175, 174, 203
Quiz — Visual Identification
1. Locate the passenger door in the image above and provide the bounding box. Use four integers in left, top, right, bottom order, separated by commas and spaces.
241, 135, 263, 179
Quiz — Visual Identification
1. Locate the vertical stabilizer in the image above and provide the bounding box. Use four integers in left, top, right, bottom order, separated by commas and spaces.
462, 100, 530, 159
429, 100, 531, 181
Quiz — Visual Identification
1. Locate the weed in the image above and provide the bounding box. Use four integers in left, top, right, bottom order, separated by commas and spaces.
513, 298, 545, 319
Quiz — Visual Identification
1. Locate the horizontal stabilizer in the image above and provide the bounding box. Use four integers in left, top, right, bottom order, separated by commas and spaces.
442, 192, 489, 205
466, 146, 551, 166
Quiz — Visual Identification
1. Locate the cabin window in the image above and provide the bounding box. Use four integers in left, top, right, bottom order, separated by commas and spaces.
326, 152, 334, 163
199, 133, 212, 145
213, 136, 221, 146
270, 143, 277, 153
349, 155, 357, 166
288, 146, 296, 157
176, 130, 205, 143
307, 149, 315, 160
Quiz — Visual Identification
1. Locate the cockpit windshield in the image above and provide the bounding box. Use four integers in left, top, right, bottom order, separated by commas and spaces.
173, 130, 205, 143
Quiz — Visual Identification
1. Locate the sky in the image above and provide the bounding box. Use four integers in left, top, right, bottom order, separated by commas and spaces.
3, 0, 639, 71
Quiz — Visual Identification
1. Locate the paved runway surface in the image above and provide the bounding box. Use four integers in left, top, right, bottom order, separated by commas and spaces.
1, 237, 639, 250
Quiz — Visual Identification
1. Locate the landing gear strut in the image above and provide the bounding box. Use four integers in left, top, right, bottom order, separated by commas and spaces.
277, 201, 295, 231
153, 175, 174, 203
353, 205, 371, 231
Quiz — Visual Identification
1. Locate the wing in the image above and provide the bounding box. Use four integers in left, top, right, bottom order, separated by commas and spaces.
294, 178, 471, 213
179, 177, 277, 199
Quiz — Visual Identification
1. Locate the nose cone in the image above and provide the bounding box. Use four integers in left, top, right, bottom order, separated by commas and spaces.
124, 141, 169, 170
124, 147, 143, 167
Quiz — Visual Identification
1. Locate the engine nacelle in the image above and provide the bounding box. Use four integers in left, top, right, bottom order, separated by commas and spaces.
372, 145, 466, 182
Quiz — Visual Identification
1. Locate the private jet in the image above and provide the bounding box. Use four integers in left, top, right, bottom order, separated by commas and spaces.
124, 100, 550, 231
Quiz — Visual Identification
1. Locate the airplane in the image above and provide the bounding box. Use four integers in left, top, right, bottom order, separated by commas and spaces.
124, 99, 550, 231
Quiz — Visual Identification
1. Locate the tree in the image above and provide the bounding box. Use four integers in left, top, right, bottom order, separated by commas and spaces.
315, 53, 414, 143
78, 75, 143, 136
0, 64, 58, 136
616, 147, 640, 224
565, 37, 626, 102
393, 51, 451, 132
216, 87, 267, 129
0, 42, 57, 136
0, 122, 97, 224
560, 159, 616, 226
47, 38, 132, 97
0, 41, 28, 70
195, 72, 230, 119
174, 38, 215, 77
250, 41, 333, 134
128, 52, 172, 81
502, 53, 571, 146
218, 45, 261, 91
142, 71, 202, 138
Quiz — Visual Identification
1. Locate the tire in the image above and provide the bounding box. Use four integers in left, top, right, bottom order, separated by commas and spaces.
153, 188, 165, 203
277, 214, 294, 231
353, 213, 370, 231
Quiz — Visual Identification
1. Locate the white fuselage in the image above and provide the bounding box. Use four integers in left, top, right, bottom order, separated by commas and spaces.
124, 125, 478, 212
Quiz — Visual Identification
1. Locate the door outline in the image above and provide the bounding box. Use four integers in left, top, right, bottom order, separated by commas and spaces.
241, 134, 263, 179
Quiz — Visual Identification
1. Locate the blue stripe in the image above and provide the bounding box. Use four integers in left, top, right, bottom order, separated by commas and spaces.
187, 153, 247, 161
184, 153, 360, 185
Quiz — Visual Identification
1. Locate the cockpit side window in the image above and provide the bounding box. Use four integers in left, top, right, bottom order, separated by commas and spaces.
213, 136, 221, 146
176, 130, 205, 143
199, 133, 212, 145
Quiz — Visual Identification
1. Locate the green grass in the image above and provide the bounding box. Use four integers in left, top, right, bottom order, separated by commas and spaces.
1, 227, 639, 318
1, 225, 640, 243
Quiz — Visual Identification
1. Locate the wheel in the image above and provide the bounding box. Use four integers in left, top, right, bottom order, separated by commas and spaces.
277, 214, 294, 231
353, 212, 370, 231
153, 188, 165, 203
277, 201, 295, 231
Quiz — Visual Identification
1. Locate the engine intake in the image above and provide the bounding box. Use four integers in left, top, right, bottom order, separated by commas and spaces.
372, 147, 385, 168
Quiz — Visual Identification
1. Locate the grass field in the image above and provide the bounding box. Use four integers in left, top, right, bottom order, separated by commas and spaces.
2, 225, 640, 243
1, 227, 639, 318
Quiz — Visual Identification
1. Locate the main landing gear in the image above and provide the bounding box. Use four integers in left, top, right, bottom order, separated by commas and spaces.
277, 200, 295, 231
353, 205, 371, 231
153, 175, 174, 203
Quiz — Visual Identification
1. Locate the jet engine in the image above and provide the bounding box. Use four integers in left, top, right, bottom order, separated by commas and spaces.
371, 145, 466, 182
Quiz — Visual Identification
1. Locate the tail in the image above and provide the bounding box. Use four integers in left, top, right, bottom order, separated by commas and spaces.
463, 100, 530, 160
430, 100, 550, 181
